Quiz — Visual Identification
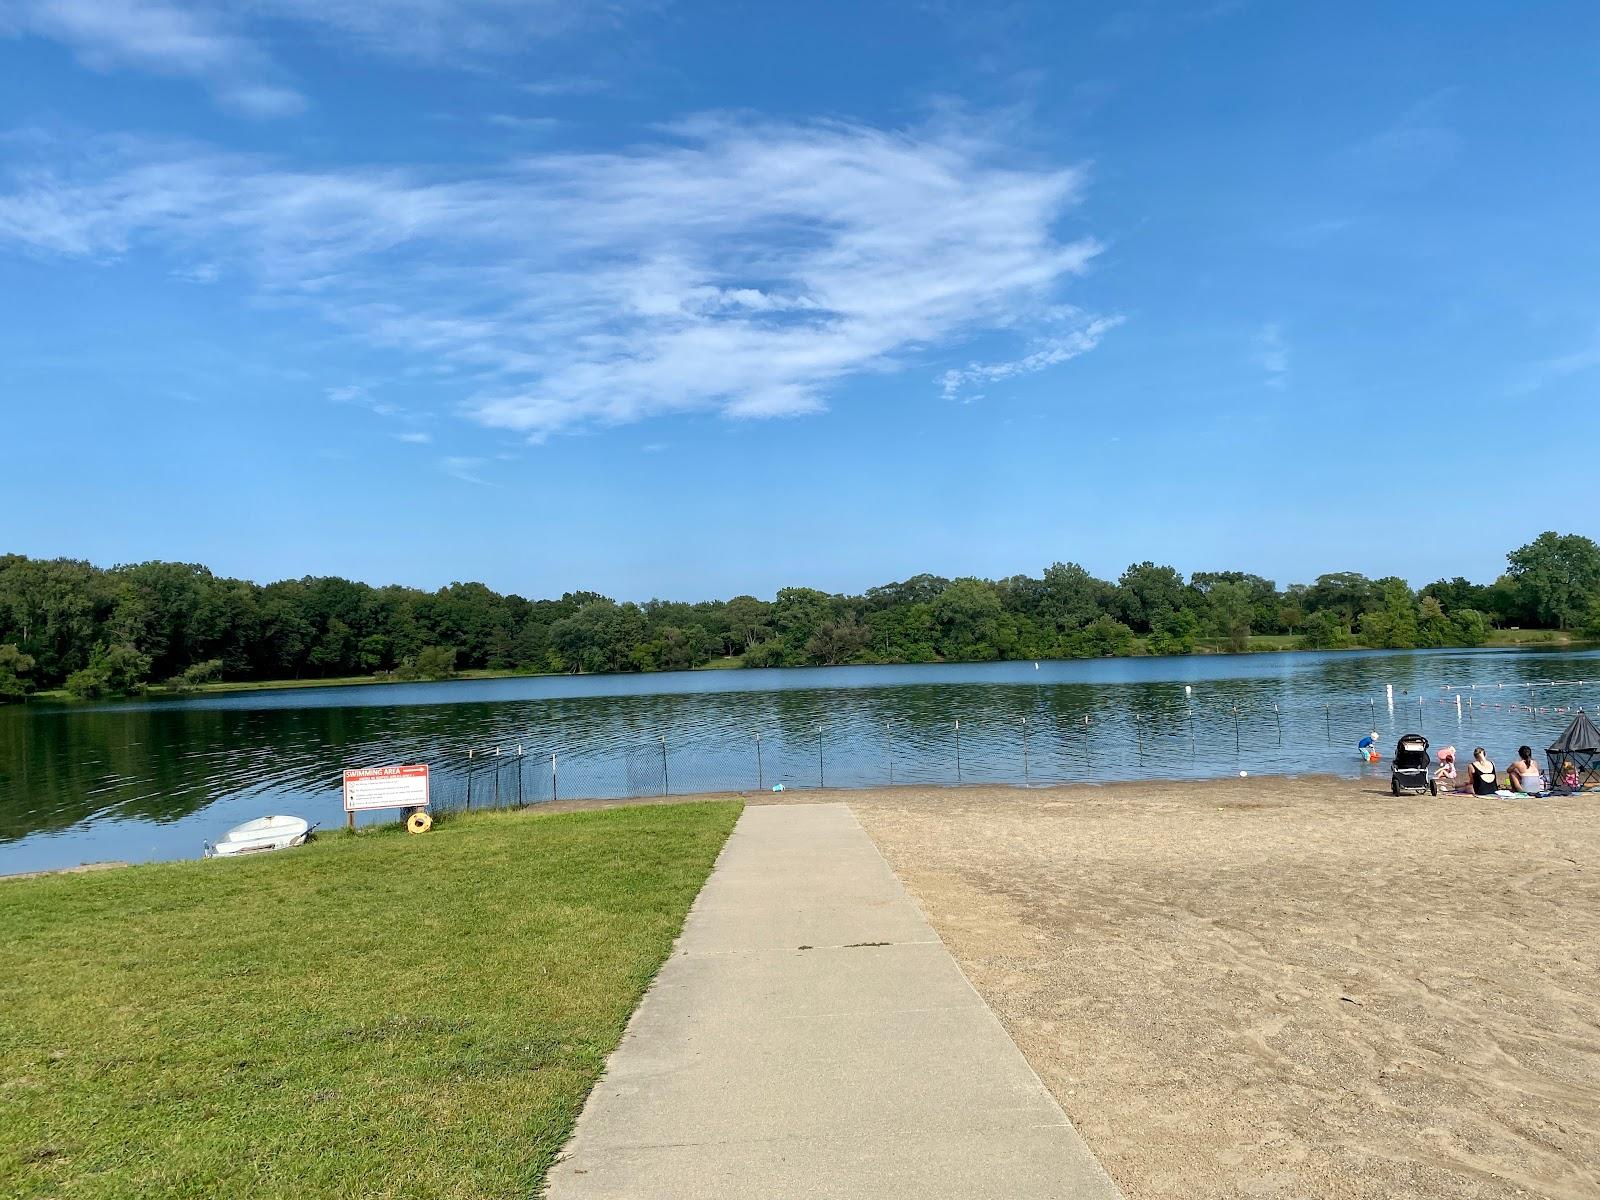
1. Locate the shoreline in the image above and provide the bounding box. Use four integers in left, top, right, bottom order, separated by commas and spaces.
19, 629, 1590, 705
9, 771, 1591, 879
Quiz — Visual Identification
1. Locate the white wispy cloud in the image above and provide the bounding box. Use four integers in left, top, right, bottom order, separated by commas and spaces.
484, 113, 561, 133
1253, 322, 1288, 389
0, 115, 1110, 439
1, 0, 307, 116
939, 314, 1123, 400
519, 76, 608, 97
326, 383, 401, 418
441, 454, 491, 484
396, 430, 433, 443
1511, 327, 1600, 395
0, 0, 617, 115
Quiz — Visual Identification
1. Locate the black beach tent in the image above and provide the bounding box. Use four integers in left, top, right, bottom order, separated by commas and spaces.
1546, 711, 1600, 791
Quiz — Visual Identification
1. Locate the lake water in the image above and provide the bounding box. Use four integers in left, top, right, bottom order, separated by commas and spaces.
3, 646, 1597, 875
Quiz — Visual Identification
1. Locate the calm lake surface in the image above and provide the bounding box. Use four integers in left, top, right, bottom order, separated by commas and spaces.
3, 647, 1598, 874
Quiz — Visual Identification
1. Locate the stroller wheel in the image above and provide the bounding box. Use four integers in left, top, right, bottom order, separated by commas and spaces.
1429, 780, 1438, 796
1391, 778, 1400, 796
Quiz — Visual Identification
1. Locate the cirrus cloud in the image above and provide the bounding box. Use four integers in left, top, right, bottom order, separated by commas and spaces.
0, 115, 1114, 439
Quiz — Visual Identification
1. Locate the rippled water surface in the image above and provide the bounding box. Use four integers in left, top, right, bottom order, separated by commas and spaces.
3, 647, 1597, 874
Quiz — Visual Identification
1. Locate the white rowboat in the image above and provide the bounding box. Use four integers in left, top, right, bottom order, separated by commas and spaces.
204, 815, 313, 858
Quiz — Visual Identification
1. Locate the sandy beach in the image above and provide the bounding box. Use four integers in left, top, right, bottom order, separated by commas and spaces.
811, 777, 1600, 1199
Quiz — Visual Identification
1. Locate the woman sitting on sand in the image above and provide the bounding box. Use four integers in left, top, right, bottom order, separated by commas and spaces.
1469, 747, 1499, 796
1507, 746, 1546, 794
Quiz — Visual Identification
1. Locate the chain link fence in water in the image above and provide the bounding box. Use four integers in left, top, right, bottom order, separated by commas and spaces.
423, 679, 1600, 815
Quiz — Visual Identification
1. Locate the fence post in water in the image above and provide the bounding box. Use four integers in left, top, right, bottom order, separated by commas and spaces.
817, 724, 825, 789
1274, 703, 1282, 746
1134, 716, 1143, 765
1232, 706, 1240, 754
660, 735, 669, 797
551, 752, 558, 802
755, 732, 764, 791
466, 747, 473, 810
1084, 714, 1092, 767
1022, 717, 1030, 784
1187, 703, 1195, 755
886, 722, 894, 785
954, 719, 962, 784
493, 747, 501, 808
516, 745, 524, 806
1325, 704, 1331, 746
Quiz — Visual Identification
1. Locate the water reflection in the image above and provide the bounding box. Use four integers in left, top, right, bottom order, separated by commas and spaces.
2, 647, 1596, 873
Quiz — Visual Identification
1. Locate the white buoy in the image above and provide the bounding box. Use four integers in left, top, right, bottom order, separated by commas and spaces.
1239, 770, 1248, 778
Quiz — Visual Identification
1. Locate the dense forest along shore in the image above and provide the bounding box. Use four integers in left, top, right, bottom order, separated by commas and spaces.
3, 532, 1597, 703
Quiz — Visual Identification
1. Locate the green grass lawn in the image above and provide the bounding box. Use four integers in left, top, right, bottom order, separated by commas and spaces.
0, 802, 741, 1199
1484, 627, 1580, 646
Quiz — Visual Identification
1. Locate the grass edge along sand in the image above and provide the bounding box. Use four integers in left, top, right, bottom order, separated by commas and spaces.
0, 801, 742, 1200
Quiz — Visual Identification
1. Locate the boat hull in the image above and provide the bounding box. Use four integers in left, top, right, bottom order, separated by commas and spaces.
205, 815, 311, 858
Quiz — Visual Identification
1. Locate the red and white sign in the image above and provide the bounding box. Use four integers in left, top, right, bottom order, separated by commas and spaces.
342, 764, 430, 813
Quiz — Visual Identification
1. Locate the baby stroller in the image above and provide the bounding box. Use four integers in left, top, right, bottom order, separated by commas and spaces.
1391, 733, 1435, 796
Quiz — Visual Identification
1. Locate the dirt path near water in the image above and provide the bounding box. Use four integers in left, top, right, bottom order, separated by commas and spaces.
831, 777, 1600, 1199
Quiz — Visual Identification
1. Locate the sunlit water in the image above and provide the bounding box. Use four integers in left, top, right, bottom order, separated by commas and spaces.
3, 646, 1597, 874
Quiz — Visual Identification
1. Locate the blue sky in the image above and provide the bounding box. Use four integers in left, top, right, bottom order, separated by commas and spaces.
2, 1, 1597, 600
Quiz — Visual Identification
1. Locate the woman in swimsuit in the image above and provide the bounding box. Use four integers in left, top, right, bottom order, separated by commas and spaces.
1469, 747, 1498, 795
1507, 745, 1545, 793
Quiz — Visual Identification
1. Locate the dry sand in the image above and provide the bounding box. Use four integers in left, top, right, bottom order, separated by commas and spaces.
816, 777, 1600, 1199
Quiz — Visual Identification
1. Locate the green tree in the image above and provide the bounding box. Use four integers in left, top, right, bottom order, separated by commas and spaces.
1416, 596, 1455, 648
1582, 597, 1600, 641
772, 588, 834, 664
65, 642, 151, 699
415, 645, 458, 680
1506, 531, 1600, 629
1298, 610, 1350, 649
0, 643, 35, 701
931, 578, 1005, 661
1303, 572, 1377, 626
165, 658, 224, 693
1376, 578, 1419, 648
804, 618, 872, 666
723, 595, 774, 654
1451, 608, 1490, 647
1036, 562, 1114, 632
1114, 562, 1187, 634
1075, 615, 1136, 657
1146, 607, 1199, 656
1205, 581, 1254, 652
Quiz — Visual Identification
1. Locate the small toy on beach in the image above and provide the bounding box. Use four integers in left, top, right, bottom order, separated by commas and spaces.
771, 783, 785, 792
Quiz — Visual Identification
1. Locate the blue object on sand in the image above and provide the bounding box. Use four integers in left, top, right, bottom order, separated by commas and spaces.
771, 783, 785, 792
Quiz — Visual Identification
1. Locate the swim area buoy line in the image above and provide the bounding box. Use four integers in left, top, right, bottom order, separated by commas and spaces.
406, 810, 433, 834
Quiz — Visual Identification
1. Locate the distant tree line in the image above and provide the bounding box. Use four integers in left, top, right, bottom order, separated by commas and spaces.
1, 531, 1597, 702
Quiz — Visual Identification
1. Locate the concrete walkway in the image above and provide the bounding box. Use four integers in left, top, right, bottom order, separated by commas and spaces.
545, 803, 1123, 1199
